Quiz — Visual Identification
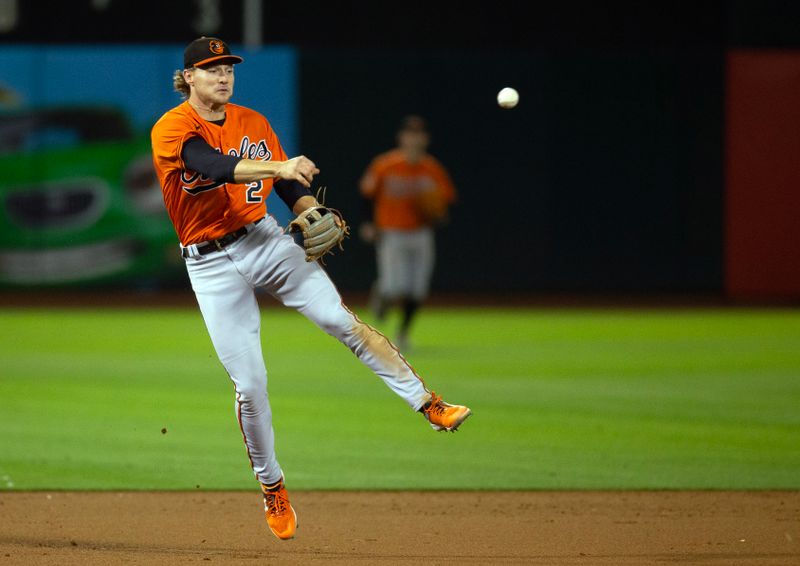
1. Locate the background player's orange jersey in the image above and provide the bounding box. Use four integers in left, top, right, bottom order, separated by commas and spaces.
361, 149, 456, 230
151, 101, 287, 245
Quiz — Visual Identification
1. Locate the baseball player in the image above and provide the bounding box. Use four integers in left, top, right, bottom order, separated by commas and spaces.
150, 38, 471, 541
360, 116, 456, 349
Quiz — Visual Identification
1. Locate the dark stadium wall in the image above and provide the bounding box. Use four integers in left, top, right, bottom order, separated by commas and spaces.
299, 48, 724, 294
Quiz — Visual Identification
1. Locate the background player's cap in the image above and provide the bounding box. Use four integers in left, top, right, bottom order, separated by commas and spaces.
399, 115, 428, 133
184, 37, 244, 69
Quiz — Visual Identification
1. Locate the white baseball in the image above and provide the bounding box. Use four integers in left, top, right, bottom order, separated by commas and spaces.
497, 87, 519, 109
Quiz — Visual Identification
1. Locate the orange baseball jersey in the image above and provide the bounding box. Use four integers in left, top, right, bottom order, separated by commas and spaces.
151, 101, 287, 245
360, 149, 456, 230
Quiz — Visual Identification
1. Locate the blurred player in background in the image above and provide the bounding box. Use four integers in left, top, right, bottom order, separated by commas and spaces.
359, 116, 456, 349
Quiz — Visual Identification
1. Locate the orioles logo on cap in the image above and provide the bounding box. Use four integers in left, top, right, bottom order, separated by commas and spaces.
209, 40, 224, 55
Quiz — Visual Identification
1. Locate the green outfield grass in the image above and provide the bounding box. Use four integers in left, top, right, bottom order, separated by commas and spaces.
0, 305, 798, 491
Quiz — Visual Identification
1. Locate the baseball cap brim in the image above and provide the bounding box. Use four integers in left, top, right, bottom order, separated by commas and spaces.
192, 54, 244, 68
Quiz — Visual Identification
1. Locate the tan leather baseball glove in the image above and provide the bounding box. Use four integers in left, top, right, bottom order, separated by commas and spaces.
288, 206, 350, 262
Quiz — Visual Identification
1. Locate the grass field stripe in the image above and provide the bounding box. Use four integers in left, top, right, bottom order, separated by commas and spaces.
3, 307, 799, 490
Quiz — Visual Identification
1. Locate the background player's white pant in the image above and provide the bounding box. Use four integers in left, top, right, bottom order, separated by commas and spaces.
184, 216, 431, 486
376, 227, 435, 300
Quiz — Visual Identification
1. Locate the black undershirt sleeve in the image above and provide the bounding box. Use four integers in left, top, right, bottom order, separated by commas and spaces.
181, 136, 242, 183
273, 179, 312, 211
182, 136, 312, 209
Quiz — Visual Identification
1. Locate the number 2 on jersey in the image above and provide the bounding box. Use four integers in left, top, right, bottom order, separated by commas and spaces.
246, 181, 264, 203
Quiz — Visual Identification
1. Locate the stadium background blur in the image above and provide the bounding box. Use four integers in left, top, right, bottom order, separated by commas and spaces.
1, 0, 799, 302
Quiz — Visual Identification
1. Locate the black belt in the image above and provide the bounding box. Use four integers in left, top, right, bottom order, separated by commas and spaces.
181, 218, 263, 258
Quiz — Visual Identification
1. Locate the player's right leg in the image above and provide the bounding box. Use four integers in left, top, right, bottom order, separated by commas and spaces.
185, 248, 296, 538
184, 251, 283, 486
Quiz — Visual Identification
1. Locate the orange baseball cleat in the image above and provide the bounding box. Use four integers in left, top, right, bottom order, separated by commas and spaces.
261, 477, 297, 540
422, 392, 472, 432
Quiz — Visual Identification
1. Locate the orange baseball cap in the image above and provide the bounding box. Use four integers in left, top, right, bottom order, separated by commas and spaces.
184, 37, 244, 69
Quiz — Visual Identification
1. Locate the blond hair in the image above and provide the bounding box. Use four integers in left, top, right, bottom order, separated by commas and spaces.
173, 69, 191, 99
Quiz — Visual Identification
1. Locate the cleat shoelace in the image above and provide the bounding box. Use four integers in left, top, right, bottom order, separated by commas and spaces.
264, 490, 289, 517
424, 393, 445, 419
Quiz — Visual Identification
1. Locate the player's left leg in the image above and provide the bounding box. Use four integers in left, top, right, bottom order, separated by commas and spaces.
236, 218, 428, 410
374, 229, 405, 322
293, 270, 432, 411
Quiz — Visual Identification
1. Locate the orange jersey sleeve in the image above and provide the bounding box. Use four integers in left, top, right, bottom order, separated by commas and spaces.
151, 101, 288, 245
362, 149, 457, 230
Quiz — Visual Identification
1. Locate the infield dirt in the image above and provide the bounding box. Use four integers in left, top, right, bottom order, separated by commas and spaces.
0, 491, 797, 565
